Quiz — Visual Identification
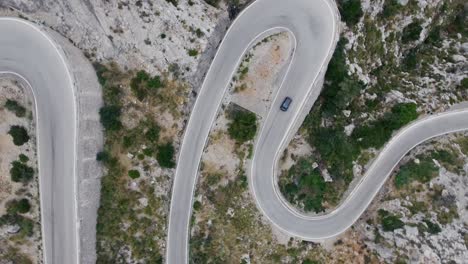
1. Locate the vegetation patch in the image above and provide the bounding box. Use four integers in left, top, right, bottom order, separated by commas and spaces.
94, 62, 186, 263
279, 158, 329, 213
227, 106, 257, 144
8, 125, 30, 146
6, 198, 31, 214
378, 209, 404, 232
10, 160, 34, 183
401, 21, 423, 44
338, 0, 363, 27
156, 142, 176, 168
352, 103, 418, 149
4, 99, 26, 117
394, 156, 438, 188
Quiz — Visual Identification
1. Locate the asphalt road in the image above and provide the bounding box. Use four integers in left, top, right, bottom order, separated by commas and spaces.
166, 0, 339, 263
252, 105, 468, 239
0, 18, 78, 264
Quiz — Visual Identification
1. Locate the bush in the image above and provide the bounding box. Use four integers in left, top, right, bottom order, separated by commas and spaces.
96, 151, 110, 163
145, 122, 160, 143
423, 219, 441, 234
19, 154, 29, 163
193, 200, 202, 211
379, 209, 404, 231
8, 125, 30, 146
93, 62, 108, 86
394, 157, 438, 188
10, 161, 34, 183
352, 103, 418, 149
165, 0, 178, 6
402, 21, 423, 43
0, 214, 34, 237
99, 105, 122, 131
6, 198, 31, 214
128, 170, 140, 179
5, 99, 26, 117
280, 158, 327, 213
313, 128, 358, 183
228, 108, 257, 144
381, 0, 401, 18
157, 143, 176, 168
130, 70, 162, 101
339, 0, 363, 27
188, 49, 198, 57
460, 78, 468, 90
103, 85, 122, 106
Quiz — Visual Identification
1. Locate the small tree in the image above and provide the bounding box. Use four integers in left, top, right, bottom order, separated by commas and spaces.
10, 161, 34, 183
5, 99, 26, 117
339, 0, 363, 27
8, 125, 30, 146
228, 109, 257, 144
128, 170, 141, 179
99, 105, 122, 131
188, 49, 198, 57
402, 21, 423, 44
157, 143, 176, 168
6, 198, 31, 214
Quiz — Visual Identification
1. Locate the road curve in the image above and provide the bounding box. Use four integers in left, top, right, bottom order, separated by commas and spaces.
253, 106, 468, 239
166, 0, 339, 263
0, 18, 78, 264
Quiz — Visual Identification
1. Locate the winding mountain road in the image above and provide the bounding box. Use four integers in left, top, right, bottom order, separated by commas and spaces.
167, 0, 468, 263
167, 0, 339, 263
0, 18, 78, 264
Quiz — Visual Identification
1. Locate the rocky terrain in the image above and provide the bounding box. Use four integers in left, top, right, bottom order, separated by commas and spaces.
0, 77, 42, 264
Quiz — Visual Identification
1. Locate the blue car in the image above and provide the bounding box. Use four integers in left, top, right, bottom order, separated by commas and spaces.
280, 97, 292, 111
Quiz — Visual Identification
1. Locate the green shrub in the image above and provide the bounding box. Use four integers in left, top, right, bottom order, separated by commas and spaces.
188, 49, 198, 57
6, 198, 31, 214
5, 99, 26, 117
99, 105, 122, 131
0, 214, 34, 237
157, 143, 176, 168
381, 0, 401, 18
339, 0, 363, 27
313, 128, 358, 183
460, 78, 468, 90
93, 62, 109, 86
280, 158, 328, 213
228, 108, 257, 144
145, 123, 160, 143
143, 148, 154, 156
353, 103, 418, 149
96, 151, 110, 163
165, 0, 178, 6
379, 209, 404, 231
402, 21, 423, 43
8, 125, 30, 146
147, 76, 162, 89
394, 157, 438, 188
10, 161, 34, 183
103, 85, 122, 106
423, 219, 441, 234
130, 70, 162, 101
193, 200, 202, 211
19, 154, 29, 163
128, 170, 140, 179
402, 47, 419, 71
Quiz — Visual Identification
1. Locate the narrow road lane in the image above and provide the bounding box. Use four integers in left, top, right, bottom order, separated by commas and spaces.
0, 18, 78, 264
